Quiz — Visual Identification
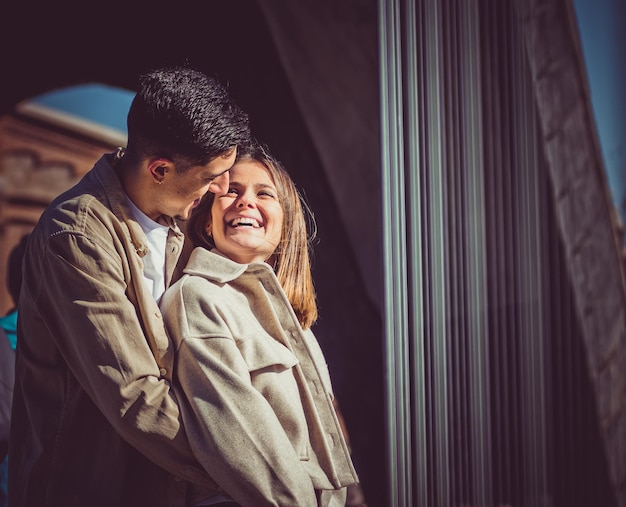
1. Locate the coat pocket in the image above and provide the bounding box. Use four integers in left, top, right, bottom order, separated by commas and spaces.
238, 332, 299, 374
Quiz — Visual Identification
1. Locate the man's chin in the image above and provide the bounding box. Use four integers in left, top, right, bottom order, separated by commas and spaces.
174, 209, 193, 221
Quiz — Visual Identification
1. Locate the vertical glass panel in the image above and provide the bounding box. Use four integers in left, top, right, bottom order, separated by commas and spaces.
379, 0, 617, 505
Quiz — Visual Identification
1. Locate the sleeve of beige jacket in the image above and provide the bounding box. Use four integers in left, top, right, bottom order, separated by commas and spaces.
164, 286, 319, 506
31, 231, 214, 488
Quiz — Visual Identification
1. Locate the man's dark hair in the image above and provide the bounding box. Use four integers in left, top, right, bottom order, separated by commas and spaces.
125, 66, 250, 171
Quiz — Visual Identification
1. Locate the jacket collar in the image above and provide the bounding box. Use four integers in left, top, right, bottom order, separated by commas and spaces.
183, 247, 274, 284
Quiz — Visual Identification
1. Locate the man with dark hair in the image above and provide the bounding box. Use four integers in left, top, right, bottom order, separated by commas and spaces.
8, 66, 250, 507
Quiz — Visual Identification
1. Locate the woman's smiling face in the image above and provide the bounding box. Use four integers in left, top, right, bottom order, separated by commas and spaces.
210, 159, 284, 264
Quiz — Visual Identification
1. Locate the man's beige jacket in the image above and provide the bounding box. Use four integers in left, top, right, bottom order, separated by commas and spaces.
10, 152, 217, 507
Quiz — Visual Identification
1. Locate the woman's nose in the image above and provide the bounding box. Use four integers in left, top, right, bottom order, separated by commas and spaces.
208, 171, 230, 195
236, 191, 255, 207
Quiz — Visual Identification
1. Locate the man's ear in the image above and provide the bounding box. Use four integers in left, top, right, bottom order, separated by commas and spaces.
148, 159, 171, 183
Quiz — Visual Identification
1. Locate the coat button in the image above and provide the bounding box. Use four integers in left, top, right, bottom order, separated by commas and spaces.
159, 368, 167, 376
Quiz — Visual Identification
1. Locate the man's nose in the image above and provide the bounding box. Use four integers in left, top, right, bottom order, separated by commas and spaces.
208, 171, 229, 195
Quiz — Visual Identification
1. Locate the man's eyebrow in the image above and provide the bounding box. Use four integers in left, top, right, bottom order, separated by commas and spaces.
208, 167, 230, 180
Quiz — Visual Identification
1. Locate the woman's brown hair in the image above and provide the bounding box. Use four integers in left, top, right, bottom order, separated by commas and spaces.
187, 139, 318, 329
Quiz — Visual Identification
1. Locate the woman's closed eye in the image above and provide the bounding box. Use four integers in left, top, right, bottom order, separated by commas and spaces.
224, 185, 277, 199
258, 190, 277, 199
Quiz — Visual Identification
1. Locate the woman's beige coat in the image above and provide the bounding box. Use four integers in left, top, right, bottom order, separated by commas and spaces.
160, 247, 359, 507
